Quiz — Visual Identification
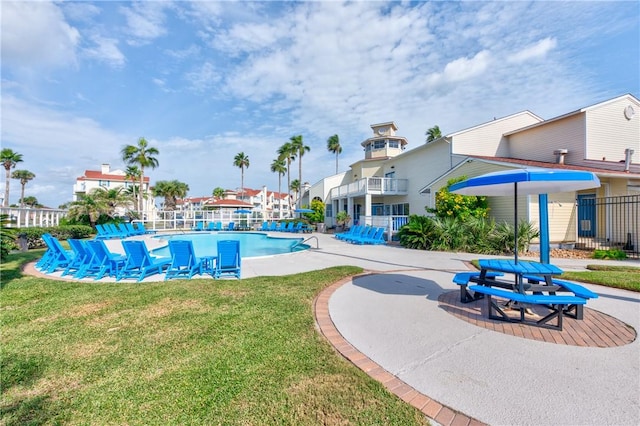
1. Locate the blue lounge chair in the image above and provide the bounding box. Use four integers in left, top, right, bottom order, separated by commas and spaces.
192, 222, 204, 232
62, 239, 92, 277
95, 224, 113, 239
335, 225, 360, 241
118, 223, 136, 237
283, 222, 294, 232
260, 221, 269, 231
134, 222, 157, 234
118, 240, 171, 282
214, 240, 241, 279
275, 222, 286, 232
35, 233, 57, 269
268, 222, 277, 231
344, 226, 374, 243
165, 240, 204, 280
353, 227, 386, 245
125, 222, 144, 236
206, 222, 216, 231
78, 240, 126, 280
39, 234, 74, 273
227, 222, 235, 231
106, 223, 127, 238
214, 221, 223, 231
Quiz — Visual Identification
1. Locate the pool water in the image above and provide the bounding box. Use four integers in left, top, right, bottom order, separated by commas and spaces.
151, 232, 309, 258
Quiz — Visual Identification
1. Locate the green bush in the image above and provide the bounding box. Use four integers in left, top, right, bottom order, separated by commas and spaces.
1, 214, 17, 260
15, 225, 94, 250
429, 176, 489, 220
397, 215, 437, 249
593, 249, 627, 260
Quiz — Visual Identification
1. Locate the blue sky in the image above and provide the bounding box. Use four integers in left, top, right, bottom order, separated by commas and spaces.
2, 0, 639, 208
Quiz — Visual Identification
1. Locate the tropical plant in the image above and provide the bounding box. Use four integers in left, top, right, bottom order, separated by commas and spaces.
290, 179, 300, 203
270, 158, 286, 212
1, 148, 23, 207
233, 152, 250, 200
67, 191, 111, 228
11, 169, 35, 207
92, 186, 133, 217
153, 180, 190, 211
304, 199, 325, 223
124, 165, 142, 210
489, 220, 540, 255
212, 187, 225, 200
121, 137, 159, 212
277, 141, 296, 210
327, 134, 342, 174
22, 196, 41, 208
0, 214, 17, 260
593, 249, 628, 260
335, 210, 351, 227
425, 125, 442, 143
430, 176, 489, 220
290, 134, 310, 190
397, 215, 437, 250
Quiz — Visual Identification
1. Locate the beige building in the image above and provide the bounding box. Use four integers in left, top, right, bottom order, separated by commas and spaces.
308, 94, 640, 251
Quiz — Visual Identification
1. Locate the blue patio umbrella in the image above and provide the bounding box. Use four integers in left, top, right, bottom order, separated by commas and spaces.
294, 208, 314, 213
233, 209, 253, 214
449, 168, 600, 263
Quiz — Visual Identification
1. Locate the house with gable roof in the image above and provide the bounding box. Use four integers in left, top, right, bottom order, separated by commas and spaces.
308, 93, 639, 255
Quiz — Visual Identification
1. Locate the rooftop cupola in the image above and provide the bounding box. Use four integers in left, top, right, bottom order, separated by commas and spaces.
361, 122, 408, 160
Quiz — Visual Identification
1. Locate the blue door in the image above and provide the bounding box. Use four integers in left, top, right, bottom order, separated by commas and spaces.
577, 194, 596, 237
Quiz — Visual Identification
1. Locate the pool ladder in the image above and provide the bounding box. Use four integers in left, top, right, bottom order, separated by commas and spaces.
292, 236, 319, 250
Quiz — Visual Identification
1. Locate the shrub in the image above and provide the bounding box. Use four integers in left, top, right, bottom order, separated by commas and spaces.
1, 214, 17, 260
429, 176, 489, 220
397, 215, 437, 250
14, 225, 94, 250
593, 249, 627, 260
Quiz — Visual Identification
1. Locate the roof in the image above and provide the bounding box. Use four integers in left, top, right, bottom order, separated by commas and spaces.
204, 199, 254, 208
445, 111, 543, 139
78, 170, 150, 183
370, 121, 398, 130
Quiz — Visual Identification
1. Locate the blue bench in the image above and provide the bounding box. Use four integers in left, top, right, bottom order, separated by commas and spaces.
468, 285, 586, 331
524, 275, 598, 320
453, 271, 504, 303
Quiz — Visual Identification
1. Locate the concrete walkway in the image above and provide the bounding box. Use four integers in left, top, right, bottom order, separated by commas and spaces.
30, 232, 640, 424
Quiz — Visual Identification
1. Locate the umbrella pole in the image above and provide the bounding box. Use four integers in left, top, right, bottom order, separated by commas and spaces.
514, 182, 518, 264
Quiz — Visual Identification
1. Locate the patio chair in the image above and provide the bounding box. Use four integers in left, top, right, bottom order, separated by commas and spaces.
292, 222, 304, 233
227, 222, 235, 231
105, 223, 127, 238
35, 233, 57, 269
214, 221, 223, 231
118, 223, 137, 237
344, 226, 375, 243
117, 240, 171, 282
283, 222, 295, 232
275, 222, 286, 232
61, 239, 92, 277
192, 222, 204, 231
39, 234, 74, 273
205, 222, 216, 231
260, 221, 269, 231
95, 224, 115, 239
165, 240, 204, 280
335, 225, 360, 241
268, 222, 278, 231
134, 222, 157, 234
77, 240, 127, 280
353, 227, 386, 245
214, 240, 241, 279
125, 222, 144, 236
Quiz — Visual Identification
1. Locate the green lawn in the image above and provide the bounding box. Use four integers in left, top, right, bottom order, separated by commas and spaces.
562, 264, 640, 292
1, 252, 429, 425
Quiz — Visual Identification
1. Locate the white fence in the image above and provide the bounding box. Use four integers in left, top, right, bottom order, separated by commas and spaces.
1, 207, 67, 228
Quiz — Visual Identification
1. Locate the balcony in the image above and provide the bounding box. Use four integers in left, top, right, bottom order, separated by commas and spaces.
330, 177, 408, 199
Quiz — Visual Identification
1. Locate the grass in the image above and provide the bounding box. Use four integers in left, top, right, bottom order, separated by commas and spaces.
1, 251, 429, 426
562, 264, 640, 292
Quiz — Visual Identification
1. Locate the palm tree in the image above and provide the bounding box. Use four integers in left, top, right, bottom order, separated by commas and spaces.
124, 165, 142, 211
290, 179, 301, 204
327, 134, 342, 174
233, 152, 250, 200
153, 180, 189, 211
1, 148, 23, 207
212, 187, 225, 200
289, 135, 310, 192
92, 187, 132, 218
121, 137, 160, 213
22, 196, 40, 208
277, 142, 296, 212
67, 192, 111, 228
425, 125, 442, 143
11, 169, 35, 207
270, 158, 287, 216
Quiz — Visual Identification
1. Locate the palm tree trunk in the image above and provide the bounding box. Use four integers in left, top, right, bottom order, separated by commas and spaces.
335, 152, 339, 174
278, 174, 282, 219
139, 170, 144, 213
4, 168, 10, 207
286, 161, 291, 213
20, 184, 25, 208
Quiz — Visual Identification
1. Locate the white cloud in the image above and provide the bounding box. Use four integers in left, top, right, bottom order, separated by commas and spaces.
508, 37, 558, 64
120, 1, 172, 45
185, 62, 222, 92
1, 1, 80, 70
83, 36, 126, 68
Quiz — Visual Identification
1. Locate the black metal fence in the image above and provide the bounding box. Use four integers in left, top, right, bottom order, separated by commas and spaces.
576, 194, 639, 259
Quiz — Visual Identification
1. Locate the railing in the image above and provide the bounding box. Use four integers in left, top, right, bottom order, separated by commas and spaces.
575, 195, 639, 258
330, 177, 408, 199
0, 207, 67, 228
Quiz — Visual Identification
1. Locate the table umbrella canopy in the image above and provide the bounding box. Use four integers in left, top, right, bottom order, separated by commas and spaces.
449, 169, 600, 196
449, 168, 600, 263
233, 209, 253, 214
294, 208, 314, 213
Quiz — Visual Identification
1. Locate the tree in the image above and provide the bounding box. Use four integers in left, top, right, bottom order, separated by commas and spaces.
425, 125, 442, 143
326, 134, 342, 174
270, 158, 286, 215
290, 179, 301, 203
289, 135, 310, 193
233, 152, 250, 200
212, 187, 225, 200
67, 191, 111, 228
1, 148, 23, 207
22, 196, 40, 208
153, 180, 189, 211
92, 186, 133, 217
121, 137, 159, 213
277, 142, 296, 211
430, 176, 489, 220
124, 165, 142, 211
11, 169, 35, 207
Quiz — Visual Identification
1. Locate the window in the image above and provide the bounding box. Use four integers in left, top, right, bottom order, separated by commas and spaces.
373, 140, 386, 150
326, 204, 333, 218
389, 140, 399, 148
385, 171, 395, 178
99, 180, 110, 187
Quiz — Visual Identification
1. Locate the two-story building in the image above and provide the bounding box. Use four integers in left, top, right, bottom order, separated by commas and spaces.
308, 94, 640, 254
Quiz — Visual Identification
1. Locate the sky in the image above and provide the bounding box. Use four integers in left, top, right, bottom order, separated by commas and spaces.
1, 0, 639, 209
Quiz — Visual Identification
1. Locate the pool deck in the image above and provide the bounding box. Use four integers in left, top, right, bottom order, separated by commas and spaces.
27, 231, 640, 425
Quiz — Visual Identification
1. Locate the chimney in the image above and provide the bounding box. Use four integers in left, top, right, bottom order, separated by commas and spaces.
624, 148, 635, 172
553, 149, 568, 164
101, 164, 110, 174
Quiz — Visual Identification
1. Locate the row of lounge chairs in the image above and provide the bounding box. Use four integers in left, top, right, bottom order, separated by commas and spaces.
334, 225, 387, 245
192, 221, 235, 232
36, 234, 241, 282
95, 222, 156, 239
259, 221, 311, 233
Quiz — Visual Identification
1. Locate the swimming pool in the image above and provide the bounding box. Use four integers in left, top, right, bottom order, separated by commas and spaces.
151, 232, 309, 258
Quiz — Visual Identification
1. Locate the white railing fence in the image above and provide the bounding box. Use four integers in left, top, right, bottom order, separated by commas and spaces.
1, 207, 67, 228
